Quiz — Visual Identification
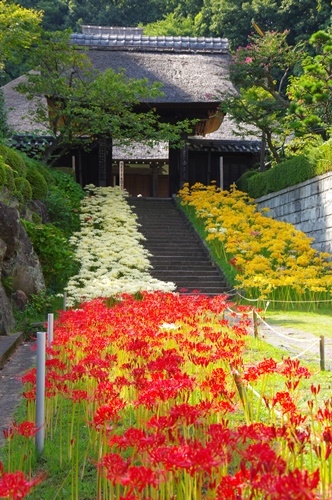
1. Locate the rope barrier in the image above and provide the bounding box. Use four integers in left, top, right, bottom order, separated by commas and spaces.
256, 313, 311, 343
225, 305, 329, 371
235, 291, 332, 304
289, 340, 320, 361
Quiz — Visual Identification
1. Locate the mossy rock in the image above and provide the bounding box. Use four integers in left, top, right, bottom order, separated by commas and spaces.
0, 144, 26, 177
26, 168, 48, 200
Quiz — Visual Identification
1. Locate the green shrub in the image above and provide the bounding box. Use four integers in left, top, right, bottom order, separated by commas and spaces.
23, 155, 53, 184
236, 169, 259, 192
246, 140, 332, 198
43, 185, 79, 235
42, 169, 85, 236
49, 169, 85, 209
26, 168, 48, 199
0, 144, 26, 177
14, 176, 32, 203
247, 155, 313, 198
3, 164, 15, 191
247, 172, 268, 198
0, 158, 6, 186
307, 139, 332, 175
21, 220, 79, 293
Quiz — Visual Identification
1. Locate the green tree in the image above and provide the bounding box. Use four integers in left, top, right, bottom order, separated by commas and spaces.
17, 0, 69, 31
19, 0, 167, 31
219, 30, 301, 163
199, 0, 331, 49
0, 0, 42, 77
16, 31, 193, 164
287, 30, 332, 141
143, 12, 199, 36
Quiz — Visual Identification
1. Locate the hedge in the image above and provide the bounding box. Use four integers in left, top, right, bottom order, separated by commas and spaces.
237, 139, 332, 199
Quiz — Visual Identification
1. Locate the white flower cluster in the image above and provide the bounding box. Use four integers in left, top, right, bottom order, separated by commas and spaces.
65, 186, 175, 307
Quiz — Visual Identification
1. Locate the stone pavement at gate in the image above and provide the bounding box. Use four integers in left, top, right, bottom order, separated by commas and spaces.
0, 318, 332, 448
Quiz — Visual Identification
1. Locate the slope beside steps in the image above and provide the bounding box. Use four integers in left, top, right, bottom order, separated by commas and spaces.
129, 197, 230, 295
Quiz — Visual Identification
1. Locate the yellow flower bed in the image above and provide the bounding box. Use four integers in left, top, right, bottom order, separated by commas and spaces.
178, 182, 332, 305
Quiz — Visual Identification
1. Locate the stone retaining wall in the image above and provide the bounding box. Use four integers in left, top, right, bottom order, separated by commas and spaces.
255, 171, 332, 254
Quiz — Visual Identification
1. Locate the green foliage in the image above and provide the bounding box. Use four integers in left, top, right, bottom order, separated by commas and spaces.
0, 0, 42, 74
307, 138, 332, 174
0, 144, 26, 176
245, 140, 332, 198
14, 176, 32, 203
22, 220, 79, 292
43, 169, 85, 235
49, 168, 85, 208
26, 167, 48, 199
0, 89, 10, 137
287, 30, 332, 141
3, 164, 15, 191
23, 154, 53, 183
143, 12, 199, 36
219, 30, 302, 164
0, 157, 6, 186
236, 169, 259, 192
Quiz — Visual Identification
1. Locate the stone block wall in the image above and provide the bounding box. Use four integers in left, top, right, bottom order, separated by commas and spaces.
255, 171, 332, 254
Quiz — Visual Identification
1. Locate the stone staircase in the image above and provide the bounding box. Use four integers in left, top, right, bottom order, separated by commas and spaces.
129, 197, 230, 295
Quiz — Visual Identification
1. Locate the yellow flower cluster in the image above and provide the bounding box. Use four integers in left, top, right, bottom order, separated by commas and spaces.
178, 182, 332, 304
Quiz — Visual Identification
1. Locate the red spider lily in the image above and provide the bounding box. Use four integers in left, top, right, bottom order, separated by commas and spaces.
235, 423, 278, 444
93, 381, 120, 403
240, 442, 287, 476
98, 453, 129, 484
13, 422, 38, 438
216, 470, 249, 499
316, 403, 332, 423
243, 357, 278, 382
311, 384, 321, 396
109, 427, 166, 453
119, 465, 164, 493
147, 349, 184, 375
69, 389, 89, 403
135, 374, 195, 409
272, 391, 297, 415
18, 291, 328, 498
21, 369, 36, 386
279, 357, 311, 380
0, 462, 45, 499
252, 468, 320, 499
149, 440, 228, 476
92, 399, 126, 428
21, 390, 35, 401
3, 428, 14, 441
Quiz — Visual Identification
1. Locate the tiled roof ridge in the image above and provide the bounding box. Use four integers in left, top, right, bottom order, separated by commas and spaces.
70, 33, 229, 53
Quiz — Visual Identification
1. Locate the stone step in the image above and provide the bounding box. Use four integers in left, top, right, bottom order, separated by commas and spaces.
130, 197, 229, 296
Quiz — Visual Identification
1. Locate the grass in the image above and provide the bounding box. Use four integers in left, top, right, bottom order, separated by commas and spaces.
265, 307, 332, 338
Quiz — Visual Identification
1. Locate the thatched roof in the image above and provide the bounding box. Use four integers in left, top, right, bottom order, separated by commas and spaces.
71, 33, 231, 104
2, 75, 49, 134
2, 30, 260, 149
